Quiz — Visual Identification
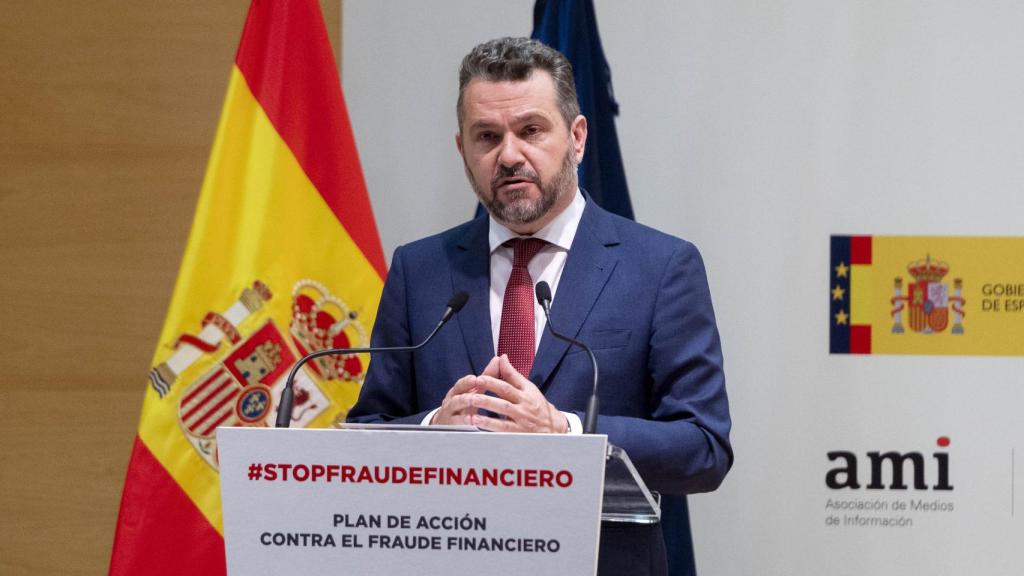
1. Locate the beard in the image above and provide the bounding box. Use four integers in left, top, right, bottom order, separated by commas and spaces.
467, 144, 577, 227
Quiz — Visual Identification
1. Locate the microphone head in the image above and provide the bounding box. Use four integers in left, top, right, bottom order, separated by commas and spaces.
535, 281, 552, 306
447, 291, 470, 314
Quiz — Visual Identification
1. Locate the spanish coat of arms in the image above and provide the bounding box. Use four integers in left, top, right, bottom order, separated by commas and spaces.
147, 279, 368, 469
890, 255, 966, 335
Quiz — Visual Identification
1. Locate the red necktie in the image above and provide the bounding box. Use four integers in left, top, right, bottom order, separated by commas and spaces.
497, 238, 547, 376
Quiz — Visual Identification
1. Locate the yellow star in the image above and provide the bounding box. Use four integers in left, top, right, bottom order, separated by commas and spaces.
835, 309, 849, 325
835, 262, 849, 278
831, 285, 846, 301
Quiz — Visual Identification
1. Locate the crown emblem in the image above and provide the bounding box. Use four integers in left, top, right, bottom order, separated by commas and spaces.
907, 254, 949, 283
290, 279, 369, 383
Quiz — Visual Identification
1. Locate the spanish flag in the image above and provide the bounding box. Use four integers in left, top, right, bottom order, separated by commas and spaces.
109, 2, 385, 573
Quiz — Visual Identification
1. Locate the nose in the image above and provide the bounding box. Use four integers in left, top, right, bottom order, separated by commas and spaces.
496, 133, 526, 168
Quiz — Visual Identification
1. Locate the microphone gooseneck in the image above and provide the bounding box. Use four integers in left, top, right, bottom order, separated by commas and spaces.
535, 281, 600, 435
274, 291, 469, 428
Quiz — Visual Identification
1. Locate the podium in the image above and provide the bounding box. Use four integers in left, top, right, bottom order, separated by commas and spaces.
218, 426, 659, 576
601, 444, 661, 524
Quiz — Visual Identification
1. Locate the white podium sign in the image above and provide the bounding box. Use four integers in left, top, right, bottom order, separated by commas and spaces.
218, 427, 607, 576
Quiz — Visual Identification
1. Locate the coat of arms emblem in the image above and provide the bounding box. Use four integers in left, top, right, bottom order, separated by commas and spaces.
148, 279, 368, 469
890, 255, 966, 335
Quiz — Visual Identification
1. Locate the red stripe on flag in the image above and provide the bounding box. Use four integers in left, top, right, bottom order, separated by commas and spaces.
189, 392, 241, 437
197, 403, 240, 437
234, 0, 386, 279
850, 235, 872, 265
181, 384, 232, 424
850, 324, 871, 354
183, 380, 237, 424
181, 372, 233, 420
109, 436, 226, 576
182, 370, 218, 405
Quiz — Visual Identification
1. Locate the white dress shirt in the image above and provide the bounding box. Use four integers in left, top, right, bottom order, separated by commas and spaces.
423, 190, 586, 433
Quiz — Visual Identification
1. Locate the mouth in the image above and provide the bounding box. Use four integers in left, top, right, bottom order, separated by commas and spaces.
493, 177, 536, 192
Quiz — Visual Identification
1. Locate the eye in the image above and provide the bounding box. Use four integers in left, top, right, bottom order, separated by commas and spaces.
477, 131, 498, 143
522, 125, 543, 137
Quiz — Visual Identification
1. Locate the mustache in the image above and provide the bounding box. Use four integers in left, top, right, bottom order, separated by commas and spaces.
491, 165, 539, 190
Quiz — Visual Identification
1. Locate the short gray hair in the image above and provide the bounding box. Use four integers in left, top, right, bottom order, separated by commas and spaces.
457, 37, 580, 131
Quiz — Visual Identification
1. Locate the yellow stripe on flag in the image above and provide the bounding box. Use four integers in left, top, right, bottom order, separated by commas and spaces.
849, 263, 874, 326
854, 236, 1024, 356
136, 68, 383, 533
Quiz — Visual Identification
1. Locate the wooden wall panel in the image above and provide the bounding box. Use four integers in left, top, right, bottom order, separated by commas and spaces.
0, 2, 340, 573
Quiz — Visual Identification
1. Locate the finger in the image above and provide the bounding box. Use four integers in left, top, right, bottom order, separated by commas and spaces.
467, 392, 517, 419
433, 393, 483, 426
480, 355, 501, 378
439, 412, 477, 427
440, 391, 482, 416
497, 354, 533, 390
473, 375, 522, 402
447, 375, 480, 398
470, 413, 516, 432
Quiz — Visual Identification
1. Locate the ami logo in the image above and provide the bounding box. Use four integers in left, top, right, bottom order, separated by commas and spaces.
826, 436, 953, 491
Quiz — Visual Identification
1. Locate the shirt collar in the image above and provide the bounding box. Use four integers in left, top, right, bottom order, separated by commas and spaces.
488, 189, 585, 253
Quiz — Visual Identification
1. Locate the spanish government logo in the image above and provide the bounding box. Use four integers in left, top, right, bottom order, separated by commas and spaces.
148, 279, 369, 468
830, 235, 1024, 356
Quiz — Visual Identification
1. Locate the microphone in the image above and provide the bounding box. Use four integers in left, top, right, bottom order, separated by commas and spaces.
274, 291, 469, 428
535, 281, 600, 435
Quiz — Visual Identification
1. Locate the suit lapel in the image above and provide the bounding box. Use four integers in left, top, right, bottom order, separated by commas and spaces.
449, 217, 495, 374
530, 201, 619, 389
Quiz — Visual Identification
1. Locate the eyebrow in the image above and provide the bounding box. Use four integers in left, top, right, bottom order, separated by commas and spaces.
509, 111, 553, 125
466, 111, 555, 133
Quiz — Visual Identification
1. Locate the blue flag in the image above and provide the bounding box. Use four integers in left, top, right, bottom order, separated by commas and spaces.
532, 0, 633, 219
533, 2, 695, 575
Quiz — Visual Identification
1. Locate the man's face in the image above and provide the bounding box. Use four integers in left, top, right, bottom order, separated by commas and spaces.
456, 70, 587, 234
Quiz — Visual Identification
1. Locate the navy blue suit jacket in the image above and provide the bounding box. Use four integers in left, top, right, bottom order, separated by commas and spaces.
348, 198, 732, 497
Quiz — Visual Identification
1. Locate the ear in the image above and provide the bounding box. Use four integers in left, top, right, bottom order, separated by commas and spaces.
455, 131, 464, 156
570, 114, 587, 163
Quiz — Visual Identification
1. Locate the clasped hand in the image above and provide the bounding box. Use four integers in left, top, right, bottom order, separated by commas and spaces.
431, 354, 567, 433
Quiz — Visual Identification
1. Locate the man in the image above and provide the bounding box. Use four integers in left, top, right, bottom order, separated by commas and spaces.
348, 37, 732, 576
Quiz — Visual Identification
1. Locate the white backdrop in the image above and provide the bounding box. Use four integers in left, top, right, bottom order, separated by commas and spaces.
342, 2, 1024, 574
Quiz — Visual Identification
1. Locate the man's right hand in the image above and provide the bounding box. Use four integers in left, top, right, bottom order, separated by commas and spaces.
430, 356, 501, 425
